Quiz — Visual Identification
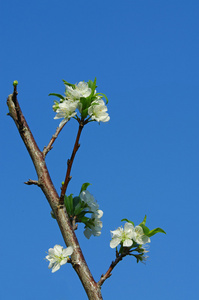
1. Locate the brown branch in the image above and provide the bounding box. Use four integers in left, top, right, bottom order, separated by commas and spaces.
98, 252, 128, 287
24, 179, 40, 186
59, 122, 84, 204
43, 121, 67, 157
7, 86, 103, 300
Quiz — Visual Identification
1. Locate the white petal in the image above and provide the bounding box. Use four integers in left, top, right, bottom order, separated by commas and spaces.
94, 209, 103, 218
110, 227, 123, 238
60, 258, 68, 266
141, 235, 151, 244
51, 263, 61, 273
135, 226, 144, 235
110, 237, 121, 248
123, 239, 133, 247
124, 222, 134, 232
53, 245, 63, 256
63, 246, 73, 257
48, 262, 54, 269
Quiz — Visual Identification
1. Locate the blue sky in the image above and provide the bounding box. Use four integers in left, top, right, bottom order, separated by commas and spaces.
1, 1, 199, 299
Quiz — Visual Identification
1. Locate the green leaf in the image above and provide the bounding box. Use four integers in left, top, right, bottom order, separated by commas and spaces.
88, 77, 97, 99
80, 182, 91, 194
64, 194, 74, 215
73, 196, 80, 207
81, 108, 88, 119
121, 218, 135, 227
87, 79, 94, 89
48, 93, 65, 100
139, 215, 147, 226
62, 80, 76, 88
77, 210, 92, 219
74, 202, 83, 216
80, 216, 90, 224
147, 227, 166, 237
140, 224, 150, 235
95, 92, 108, 104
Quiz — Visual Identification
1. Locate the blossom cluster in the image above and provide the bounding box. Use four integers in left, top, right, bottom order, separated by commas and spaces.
80, 190, 103, 239
110, 222, 150, 249
52, 80, 110, 126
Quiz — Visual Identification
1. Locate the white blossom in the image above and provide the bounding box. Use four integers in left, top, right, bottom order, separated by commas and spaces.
110, 222, 135, 248
84, 210, 103, 239
45, 245, 73, 273
132, 225, 151, 245
65, 81, 91, 100
88, 99, 110, 122
54, 100, 78, 126
80, 190, 99, 213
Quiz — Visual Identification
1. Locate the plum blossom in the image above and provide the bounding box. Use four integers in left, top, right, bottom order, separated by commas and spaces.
110, 222, 135, 248
45, 245, 73, 273
88, 99, 110, 123
54, 100, 79, 127
80, 190, 103, 239
65, 81, 91, 100
84, 210, 103, 239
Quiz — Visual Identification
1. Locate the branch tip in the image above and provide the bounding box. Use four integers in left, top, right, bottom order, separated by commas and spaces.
24, 179, 40, 186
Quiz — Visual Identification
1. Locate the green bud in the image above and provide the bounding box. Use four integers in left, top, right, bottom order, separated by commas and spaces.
13, 80, 18, 86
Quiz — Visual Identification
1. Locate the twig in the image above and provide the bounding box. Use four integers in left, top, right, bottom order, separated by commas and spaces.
43, 122, 67, 157
24, 179, 40, 186
98, 252, 128, 287
59, 121, 84, 204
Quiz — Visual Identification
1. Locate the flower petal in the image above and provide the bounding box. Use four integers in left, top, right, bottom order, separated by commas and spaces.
63, 246, 73, 257
123, 239, 133, 247
110, 237, 121, 248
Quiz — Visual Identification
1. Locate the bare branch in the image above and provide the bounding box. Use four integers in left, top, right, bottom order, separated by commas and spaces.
24, 179, 40, 186
43, 121, 67, 157
98, 251, 128, 287
59, 122, 84, 204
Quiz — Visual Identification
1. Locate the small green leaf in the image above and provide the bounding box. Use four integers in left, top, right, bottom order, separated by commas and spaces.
48, 93, 65, 100
140, 224, 150, 235
73, 196, 80, 207
62, 80, 76, 88
81, 108, 88, 119
64, 194, 74, 215
80, 216, 91, 224
80, 183, 91, 194
74, 206, 83, 217
87, 79, 94, 89
95, 92, 108, 104
88, 78, 97, 98
147, 227, 166, 237
139, 215, 147, 226
121, 218, 135, 227
77, 210, 92, 219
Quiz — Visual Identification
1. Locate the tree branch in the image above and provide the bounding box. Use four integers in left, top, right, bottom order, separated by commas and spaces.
43, 121, 67, 157
59, 121, 84, 204
98, 251, 128, 287
7, 86, 103, 300
24, 179, 41, 186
